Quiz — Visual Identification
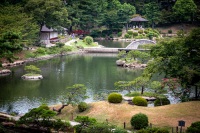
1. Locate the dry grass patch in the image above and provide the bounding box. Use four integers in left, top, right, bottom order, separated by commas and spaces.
54, 101, 200, 129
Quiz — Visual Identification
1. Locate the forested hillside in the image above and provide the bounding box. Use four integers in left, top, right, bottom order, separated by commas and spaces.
0, 0, 199, 45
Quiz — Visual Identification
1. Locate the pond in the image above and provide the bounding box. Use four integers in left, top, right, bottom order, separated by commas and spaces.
96, 40, 130, 48
0, 53, 143, 114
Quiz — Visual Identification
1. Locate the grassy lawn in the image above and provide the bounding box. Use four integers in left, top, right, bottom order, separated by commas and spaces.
53, 101, 200, 130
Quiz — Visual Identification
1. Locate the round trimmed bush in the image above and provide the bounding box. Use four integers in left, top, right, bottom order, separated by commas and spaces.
118, 32, 122, 37
127, 30, 133, 35
124, 33, 131, 39
133, 32, 138, 37
108, 93, 122, 103
84, 36, 93, 45
187, 121, 200, 133
78, 102, 88, 112
132, 96, 147, 106
154, 98, 170, 106
130, 113, 148, 129
138, 30, 143, 34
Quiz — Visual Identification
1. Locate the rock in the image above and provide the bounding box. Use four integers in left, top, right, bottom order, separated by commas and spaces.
116, 60, 126, 66
2, 122, 15, 127
0, 69, 11, 75
21, 74, 43, 80
2, 60, 25, 67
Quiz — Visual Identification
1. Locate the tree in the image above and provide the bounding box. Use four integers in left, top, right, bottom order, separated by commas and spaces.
0, 31, 22, 66
173, 0, 197, 22
131, 76, 149, 95
114, 81, 133, 93
24, 0, 70, 29
25, 65, 41, 74
53, 84, 87, 113
0, 5, 38, 45
144, 28, 200, 100
144, 2, 161, 28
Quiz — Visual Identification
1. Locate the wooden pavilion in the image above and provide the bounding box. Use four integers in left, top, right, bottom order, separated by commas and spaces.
129, 16, 148, 28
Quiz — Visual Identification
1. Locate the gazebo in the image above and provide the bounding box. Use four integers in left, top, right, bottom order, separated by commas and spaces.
129, 16, 148, 28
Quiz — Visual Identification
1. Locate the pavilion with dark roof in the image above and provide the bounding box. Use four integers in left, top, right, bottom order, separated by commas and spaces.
129, 16, 148, 28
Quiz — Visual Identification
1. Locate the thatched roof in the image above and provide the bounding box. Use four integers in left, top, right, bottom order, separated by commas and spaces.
130, 16, 148, 22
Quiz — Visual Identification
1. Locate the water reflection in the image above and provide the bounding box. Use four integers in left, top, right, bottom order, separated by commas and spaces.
0, 53, 143, 114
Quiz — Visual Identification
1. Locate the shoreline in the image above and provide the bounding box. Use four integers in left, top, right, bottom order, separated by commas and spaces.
1, 50, 87, 69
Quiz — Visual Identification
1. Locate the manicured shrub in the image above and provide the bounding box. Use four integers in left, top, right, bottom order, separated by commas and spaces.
78, 102, 88, 112
118, 32, 122, 37
124, 33, 131, 38
138, 30, 143, 34
133, 32, 138, 37
144, 30, 149, 34
154, 98, 170, 106
35, 47, 46, 55
186, 121, 200, 133
132, 96, 147, 106
168, 29, 172, 34
130, 113, 148, 130
84, 36, 93, 45
108, 93, 122, 103
127, 30, 133, 35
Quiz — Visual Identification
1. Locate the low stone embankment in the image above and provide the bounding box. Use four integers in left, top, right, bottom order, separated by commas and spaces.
1, 50, 86, 68
116, 59, 147, 68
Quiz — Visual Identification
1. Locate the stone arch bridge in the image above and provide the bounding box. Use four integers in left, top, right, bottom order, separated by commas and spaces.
84, 39, 156, 53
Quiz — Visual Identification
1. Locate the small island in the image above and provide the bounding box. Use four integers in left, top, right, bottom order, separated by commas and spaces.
21, 65, 43, 80
116, 50, 149, 68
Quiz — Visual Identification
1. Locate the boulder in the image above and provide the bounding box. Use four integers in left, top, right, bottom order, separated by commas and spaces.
116, 60, 126, 66
0, 69, 11, 75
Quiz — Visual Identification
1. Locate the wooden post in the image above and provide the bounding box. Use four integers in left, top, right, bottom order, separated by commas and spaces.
71, 113, 73, 120
172, 127, 174, 133
124, 122, 126, 129
176, 126, 178, 133
150, 123, 152, 128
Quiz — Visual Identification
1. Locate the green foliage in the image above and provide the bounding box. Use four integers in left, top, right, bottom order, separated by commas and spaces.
108, 93, 122, 103
130, 113, 149, 130
146, 32, 154, 40
25, 65, 41, 74
127, 30, 133, 35
60, 84, 87, 106
144, 2, 161, 28
173, 0, 197, 22
117, 50, 126, 59
84, 36, 94, 45
150, 81, 162, 93
114, 81, 133, 93
137, 127, 169, 133
24, 0, 70, 28
132, 96, 148, 106
78, 102, 88, 112
138, 30, 144, 34
154, 98, 170, 106
168, 29, 172, 34
177, 30, 185, 38
187, 121, 200, 133
0, 31, 22, 63
19, 104, 56, 126
124, 33, 131, 38
144, 30, 149, 34
0, 5, 38, 45
53, 119, 71, 131
133, 32, 139, 37
118, 32, 122, 37
131, 76, 150, 95
56, 42, 65, 48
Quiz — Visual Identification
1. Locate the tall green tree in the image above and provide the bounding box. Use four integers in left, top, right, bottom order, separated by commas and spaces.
0, 5, 38, 45
0, 31, 22, 65
144, 2, 161, 28
24, 0, 70, 29
173, 0, 197, 22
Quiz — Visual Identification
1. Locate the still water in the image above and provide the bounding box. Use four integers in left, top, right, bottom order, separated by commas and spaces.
0, 53, 143, 114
